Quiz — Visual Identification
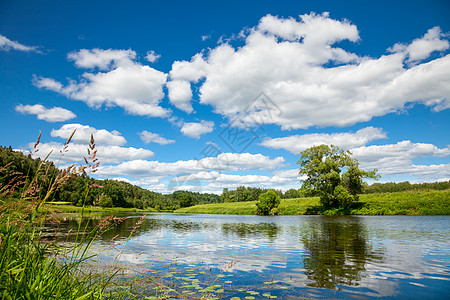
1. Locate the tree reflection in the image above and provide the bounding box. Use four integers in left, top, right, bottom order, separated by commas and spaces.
222, 222, 279, 241
300, 217, 384, 289
46, 213, 206, 242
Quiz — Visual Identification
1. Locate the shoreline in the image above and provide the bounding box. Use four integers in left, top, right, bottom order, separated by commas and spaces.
48, 189, 450, 216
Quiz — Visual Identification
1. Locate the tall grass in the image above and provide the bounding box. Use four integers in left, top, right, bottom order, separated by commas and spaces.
0, 131, 131, 299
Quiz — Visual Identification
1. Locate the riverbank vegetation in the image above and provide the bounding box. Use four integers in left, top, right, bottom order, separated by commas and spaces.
1, 135, 449, 300
0, 145, 219, 211
0, 144, 118, 299
175, 189, 450, 215
1, 145, 449, 215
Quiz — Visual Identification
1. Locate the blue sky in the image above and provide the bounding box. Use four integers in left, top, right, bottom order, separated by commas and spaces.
1, 0, 449, 194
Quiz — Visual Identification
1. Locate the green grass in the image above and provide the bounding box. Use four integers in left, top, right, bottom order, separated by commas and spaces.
354, 189, 450, 215
47, 203, 157, 213
175, 189, 450, 216
175, 200, 259, 215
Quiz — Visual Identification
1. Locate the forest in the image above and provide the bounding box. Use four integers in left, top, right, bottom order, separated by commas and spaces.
1, 146, 448, 210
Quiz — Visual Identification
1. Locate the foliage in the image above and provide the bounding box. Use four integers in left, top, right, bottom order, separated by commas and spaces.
221, 186, 285, 203
365, 180, 450, 193
177, 190, 450, 216
176, 192, 195, 207
175, 201, 259, 215
297, 144, 379, 208
255, 190, 281, 215
0, 146, 220, 211
0, 146, 115, 299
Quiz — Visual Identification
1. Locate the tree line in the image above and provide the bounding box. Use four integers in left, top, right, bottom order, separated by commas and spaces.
1, 145, 447, 211
364, 180, 450, 194
0, 146, 219, 210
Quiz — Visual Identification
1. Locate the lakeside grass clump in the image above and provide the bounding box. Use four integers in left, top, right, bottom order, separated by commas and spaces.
0, 132, 141, 299
0, 176, 113, 298
175, 189, 450, 216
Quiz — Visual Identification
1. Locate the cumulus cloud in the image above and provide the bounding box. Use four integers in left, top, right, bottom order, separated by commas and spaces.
51, 123, 127, 146
145, 50, 161, 63
67, 48, 136, 69
353, 141, 450, 181
170, 172, 294, 192
32, 76, 63, 92
0, 34, 40, 52
139, 130, 175, 145
15, 104, 76, 122
390, 26, 449, 63
97, 152, 284, 178
166, 166, 308, 194
260, 127, 387, 154
168, 13, 450, 129
180, 120, 214, 139
28, 142, 154, 164
34, 48, 169, 117
166, 80, 193, 113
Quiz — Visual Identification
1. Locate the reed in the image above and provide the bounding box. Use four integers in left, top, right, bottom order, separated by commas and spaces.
0, 131, 128, 299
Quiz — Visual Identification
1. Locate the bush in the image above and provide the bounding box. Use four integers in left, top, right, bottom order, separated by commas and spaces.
256, 190, 281, 215
333, 185, 357, 208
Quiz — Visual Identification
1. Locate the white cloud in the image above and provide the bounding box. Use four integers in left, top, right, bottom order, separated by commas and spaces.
28, 142, 154, 164
145, 50, 161, 63
0, 34, 40, 52
15, 104, 76, 122
201, 35, 211, 41
166, 80, 193, 113
180, 120, 214, 139
172, 172, 292, 192
35, 48, 169, 118
97, 152, 285, 178
352, 141, 450, 181
67, 48, 136, 69
390, 26, 449, 63
139, 131, 175, 145
260, 127, 387, 154
168, 13, 450, 129
167, 167, 307, 194
32, 76, 63, 92
51, 123, 127, 146
170, 53, 209, 82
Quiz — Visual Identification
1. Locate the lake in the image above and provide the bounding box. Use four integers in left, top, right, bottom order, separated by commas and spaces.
53, 214, 450, 299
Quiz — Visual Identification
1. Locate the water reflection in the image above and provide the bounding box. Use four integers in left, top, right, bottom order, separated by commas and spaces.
221, 222, 279, 241
300, 217, 384, 289
50, 213, 211, 239
46, 213, 449, 299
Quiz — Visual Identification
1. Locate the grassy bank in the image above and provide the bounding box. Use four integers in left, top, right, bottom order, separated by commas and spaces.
175, 189, 450, 215
46, 201, 157, 213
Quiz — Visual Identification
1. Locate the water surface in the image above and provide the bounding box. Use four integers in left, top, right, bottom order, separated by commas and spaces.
55, 214, 450, 299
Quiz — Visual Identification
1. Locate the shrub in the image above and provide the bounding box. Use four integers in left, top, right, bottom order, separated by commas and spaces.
256, 190, 281, 215
333, 185, 357, 208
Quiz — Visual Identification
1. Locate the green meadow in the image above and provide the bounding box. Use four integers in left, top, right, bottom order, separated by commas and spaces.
175, 189, 450, 216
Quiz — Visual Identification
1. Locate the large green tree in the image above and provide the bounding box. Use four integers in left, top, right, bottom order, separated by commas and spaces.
297, 144, 379, 208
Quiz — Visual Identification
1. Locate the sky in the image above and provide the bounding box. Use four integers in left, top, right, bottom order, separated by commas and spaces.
1, 0, 449, 194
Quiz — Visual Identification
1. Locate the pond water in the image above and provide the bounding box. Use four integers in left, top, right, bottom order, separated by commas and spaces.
54, 214, 450, 299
